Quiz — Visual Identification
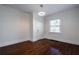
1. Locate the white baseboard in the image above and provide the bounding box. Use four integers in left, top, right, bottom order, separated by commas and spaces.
0, 39, 30, 47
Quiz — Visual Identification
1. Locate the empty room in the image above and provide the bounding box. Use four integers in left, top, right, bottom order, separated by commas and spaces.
0, 4, 79, 55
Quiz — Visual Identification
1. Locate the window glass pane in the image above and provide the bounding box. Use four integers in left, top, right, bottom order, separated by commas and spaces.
50, 19, 60, 25
50, 19, 60, 33
55, 27, 60, 32
50, 20, 57, 25
50, 27, 60, 32
56, 19, 60, 25
50, 27, 55, 32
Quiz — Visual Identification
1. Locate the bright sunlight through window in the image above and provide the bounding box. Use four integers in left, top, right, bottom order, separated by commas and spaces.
50, 19, 60, 33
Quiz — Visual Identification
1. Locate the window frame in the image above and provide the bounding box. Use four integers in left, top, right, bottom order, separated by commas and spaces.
49, 19, 61, 33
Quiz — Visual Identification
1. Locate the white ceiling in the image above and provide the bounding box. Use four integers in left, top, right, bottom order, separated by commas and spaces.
7, 4, 78, 16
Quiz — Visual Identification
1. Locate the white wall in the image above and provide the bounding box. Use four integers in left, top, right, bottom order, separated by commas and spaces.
1, 4, 78, 47
33, 12, 44, 41
44, 7, 79, 45
0, 5, 32, 47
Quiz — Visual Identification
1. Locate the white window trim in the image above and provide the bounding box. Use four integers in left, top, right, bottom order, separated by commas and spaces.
49, 19, 61, 33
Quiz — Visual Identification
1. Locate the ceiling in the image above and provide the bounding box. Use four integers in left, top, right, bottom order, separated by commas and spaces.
7, 4, 78, 16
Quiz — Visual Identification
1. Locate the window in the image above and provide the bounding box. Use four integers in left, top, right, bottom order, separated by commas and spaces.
50, 19, 60, 33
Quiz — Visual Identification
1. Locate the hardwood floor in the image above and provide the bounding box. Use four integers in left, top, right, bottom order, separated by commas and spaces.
49, 39, 79, 55
23, 39, 51, 55
0, 38, 79, 55
0, 41, 33, 55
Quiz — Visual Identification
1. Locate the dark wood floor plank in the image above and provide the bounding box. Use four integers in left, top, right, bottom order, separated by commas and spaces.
0, 38, 79, 55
